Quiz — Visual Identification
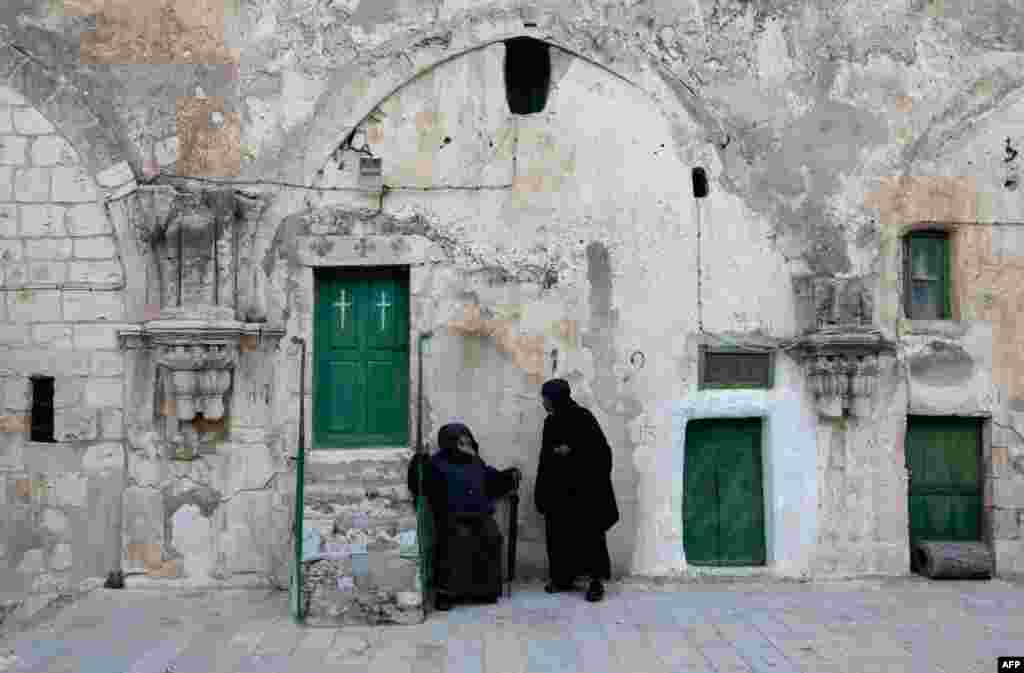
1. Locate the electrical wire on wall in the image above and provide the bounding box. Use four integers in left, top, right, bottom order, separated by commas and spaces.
690, 166, 809, 356
693, 167, 708, 334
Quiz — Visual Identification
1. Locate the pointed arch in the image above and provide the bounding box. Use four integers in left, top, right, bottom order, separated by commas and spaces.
258, 7, 727, 257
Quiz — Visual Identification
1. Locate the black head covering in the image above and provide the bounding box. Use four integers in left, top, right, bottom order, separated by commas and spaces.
437, 423, 479, 455
541, 378, 572, 411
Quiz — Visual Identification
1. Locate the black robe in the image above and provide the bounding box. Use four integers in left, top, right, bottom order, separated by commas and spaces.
408, 447, 518, 601
534, 399, 619, 584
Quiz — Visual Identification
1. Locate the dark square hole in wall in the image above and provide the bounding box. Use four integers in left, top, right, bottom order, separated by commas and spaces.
692, 167, 709, 198
30, 376, 55, 442
504, 37, 551, 115
359, 157, 382, 177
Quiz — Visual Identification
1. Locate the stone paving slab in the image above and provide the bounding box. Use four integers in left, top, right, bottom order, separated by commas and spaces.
1, 578, 1024, 672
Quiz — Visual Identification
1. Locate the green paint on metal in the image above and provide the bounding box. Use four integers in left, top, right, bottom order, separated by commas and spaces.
906, 416, 982, 548
291, 337, 307, 624
314, 269, 409, 448
683, 418, 766, 566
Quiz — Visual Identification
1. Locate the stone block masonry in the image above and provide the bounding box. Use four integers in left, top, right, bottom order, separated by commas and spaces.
0, 97, 122, 291
3, 0, 1024, 630
0, 92, 130, 620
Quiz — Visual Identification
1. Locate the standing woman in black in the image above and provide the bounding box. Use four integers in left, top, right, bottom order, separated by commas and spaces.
534, 379, 619, 602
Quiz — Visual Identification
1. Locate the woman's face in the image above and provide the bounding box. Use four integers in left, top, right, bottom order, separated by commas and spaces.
542, 396, 554, 414
456, 434, 475, 455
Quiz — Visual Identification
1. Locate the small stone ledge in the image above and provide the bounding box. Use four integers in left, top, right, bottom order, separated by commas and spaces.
898, 319, 972, 338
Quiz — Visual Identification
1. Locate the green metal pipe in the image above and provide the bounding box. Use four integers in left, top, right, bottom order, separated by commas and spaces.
290, 336, 307, 624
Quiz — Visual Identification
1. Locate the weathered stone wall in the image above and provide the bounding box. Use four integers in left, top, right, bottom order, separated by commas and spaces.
0, 0, 1023, 606
0, 85, 127, 622
266, 41, 799, 581
866, 88, 1024, 575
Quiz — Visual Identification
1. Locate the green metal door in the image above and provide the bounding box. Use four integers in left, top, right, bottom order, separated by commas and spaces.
683, 418, 766, 566
906, 416, 982, 548
314, 269, 409, 448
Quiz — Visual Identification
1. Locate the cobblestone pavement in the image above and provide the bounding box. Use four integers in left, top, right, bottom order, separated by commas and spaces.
1, 576, 1023, 673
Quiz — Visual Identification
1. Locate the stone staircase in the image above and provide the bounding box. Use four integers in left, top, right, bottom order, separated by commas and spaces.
299, 450, 424, 626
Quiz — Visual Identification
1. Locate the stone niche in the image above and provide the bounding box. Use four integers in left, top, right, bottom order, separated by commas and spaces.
120, 185, 284, 459
791, 275, 896, 418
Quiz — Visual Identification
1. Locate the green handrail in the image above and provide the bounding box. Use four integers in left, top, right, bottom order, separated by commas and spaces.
290, 337, 307, 624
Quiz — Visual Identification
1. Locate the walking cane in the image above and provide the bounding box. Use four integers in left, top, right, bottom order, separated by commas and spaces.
506, 475, 519, 598
416, 332, 432, 614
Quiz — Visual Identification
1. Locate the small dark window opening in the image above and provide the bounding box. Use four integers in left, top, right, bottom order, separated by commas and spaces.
504, 37, 551, 115
699, 348, 774, 389
358, 156, 382, 177
30, 376, 55, 442
903, 231, 951, 320
692, 167, 709, 198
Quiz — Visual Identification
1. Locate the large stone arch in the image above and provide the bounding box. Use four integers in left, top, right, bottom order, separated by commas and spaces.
0, 41, 139, 182
257, 6, 729, 260
0, 40, 147, 319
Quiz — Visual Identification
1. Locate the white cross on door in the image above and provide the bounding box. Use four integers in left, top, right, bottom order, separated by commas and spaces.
376, 290, 392, 331
334, 289, 352, 332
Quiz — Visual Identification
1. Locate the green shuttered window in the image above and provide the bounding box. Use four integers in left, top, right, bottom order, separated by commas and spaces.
904, 232, 951, 320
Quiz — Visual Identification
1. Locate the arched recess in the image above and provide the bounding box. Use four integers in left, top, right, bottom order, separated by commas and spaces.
256, 7, 730, 262
255, 16, 783, 580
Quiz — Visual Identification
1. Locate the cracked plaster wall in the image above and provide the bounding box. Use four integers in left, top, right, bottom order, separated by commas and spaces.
0, 0, 1024, 596
269, 43, 800, 580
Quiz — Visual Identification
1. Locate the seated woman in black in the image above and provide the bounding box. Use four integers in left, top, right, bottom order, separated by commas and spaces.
407, 423, 521, 611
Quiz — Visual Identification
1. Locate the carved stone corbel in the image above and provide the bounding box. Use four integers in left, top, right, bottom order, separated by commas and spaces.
795, 331, 894, 418
118, 184, 284, 458
792, 274, 893, 419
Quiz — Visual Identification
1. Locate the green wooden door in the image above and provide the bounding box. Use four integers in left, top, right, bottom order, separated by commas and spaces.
683, 418, 766, 566
314, 269, 409, 448
906, 416, 982, 548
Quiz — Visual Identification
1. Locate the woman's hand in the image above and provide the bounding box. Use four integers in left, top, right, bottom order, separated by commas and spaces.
553, 443, 571, 456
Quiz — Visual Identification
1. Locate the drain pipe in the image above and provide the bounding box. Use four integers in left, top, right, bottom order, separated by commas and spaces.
289, 336, 307, 624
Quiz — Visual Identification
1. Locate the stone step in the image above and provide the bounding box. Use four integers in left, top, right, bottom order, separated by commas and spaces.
302, 482, 410, 507
301, 511, 418, 537
304, 455, 410, 485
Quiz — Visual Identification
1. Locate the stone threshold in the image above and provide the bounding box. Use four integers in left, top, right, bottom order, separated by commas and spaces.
121, 574, 273, 591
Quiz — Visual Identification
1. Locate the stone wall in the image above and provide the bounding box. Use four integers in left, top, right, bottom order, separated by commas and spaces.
0, 85, 126, 622
0, 0, 1024, 605
266, 43, 797, 580
866, 89, 1024, 575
